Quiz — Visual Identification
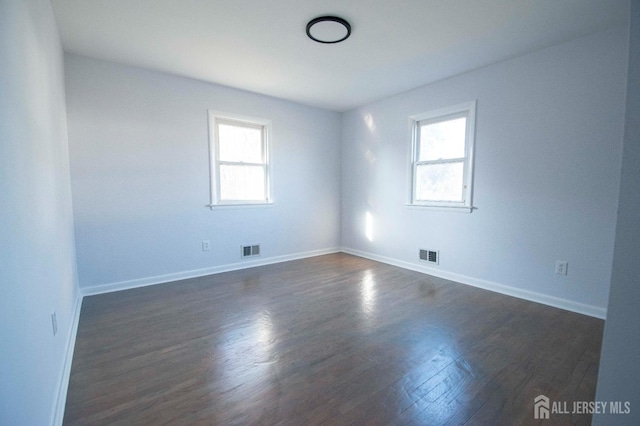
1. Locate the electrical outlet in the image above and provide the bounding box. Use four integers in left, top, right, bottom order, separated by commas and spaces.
51, 312, 57, 336
202, 240, 211, 251
555, 261, 568, 276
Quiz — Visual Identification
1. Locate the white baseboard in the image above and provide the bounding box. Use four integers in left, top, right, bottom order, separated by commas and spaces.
80, 245, 608, 318
52, 293, 83, 426
81, 247, 341, 297
341, 247, 607, 319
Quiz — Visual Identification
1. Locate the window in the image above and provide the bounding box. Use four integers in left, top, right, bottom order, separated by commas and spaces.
208, 112, 271, 207
410, 101, 476, 211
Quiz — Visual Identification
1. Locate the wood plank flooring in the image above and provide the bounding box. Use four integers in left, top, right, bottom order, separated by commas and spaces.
63, 253, 604, 425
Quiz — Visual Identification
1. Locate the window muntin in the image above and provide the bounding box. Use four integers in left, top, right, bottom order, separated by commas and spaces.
410, 102, 476, 209
209, 114, 271, 206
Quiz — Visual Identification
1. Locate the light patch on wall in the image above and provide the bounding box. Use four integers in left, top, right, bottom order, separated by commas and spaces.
365, 211, 374, 242
363, 113, 376, 133
362, 114, 378, 166
364, 149, 376, 165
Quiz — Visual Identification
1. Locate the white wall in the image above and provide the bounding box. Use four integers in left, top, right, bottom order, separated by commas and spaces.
341, 26, 628, 316
65, 55, 342, 290
0, 0, 79, 424
594, 1, 640, 423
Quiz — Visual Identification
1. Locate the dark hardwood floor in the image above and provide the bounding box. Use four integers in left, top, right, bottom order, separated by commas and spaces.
64, 253, 604, 425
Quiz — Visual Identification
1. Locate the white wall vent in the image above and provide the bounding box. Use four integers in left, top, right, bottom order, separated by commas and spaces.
242, 244, 260, 258
419, 249, 439, 265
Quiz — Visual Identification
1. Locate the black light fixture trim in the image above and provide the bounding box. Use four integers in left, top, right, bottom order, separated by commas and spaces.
306, 16, 351, 44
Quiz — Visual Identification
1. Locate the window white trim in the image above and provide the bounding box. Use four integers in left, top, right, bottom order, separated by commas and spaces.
409, 100, 476, 210
405, 204, 474, 213
207, 111, 272, 209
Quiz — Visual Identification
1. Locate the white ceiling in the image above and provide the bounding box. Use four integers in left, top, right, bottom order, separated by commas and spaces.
52, 0, 629, 112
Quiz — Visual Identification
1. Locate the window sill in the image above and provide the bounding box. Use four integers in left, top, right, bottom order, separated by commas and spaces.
405, 204, 474, 213
207, 202, 274, 210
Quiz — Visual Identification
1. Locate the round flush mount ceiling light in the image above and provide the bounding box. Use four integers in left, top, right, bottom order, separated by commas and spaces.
306, 16, 351, 44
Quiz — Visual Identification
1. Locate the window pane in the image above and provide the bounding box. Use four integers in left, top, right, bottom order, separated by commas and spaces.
218, 123, 263, 163
419, 116, 466, 161
220, 165, 265, 201
415, 162, 464, 202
